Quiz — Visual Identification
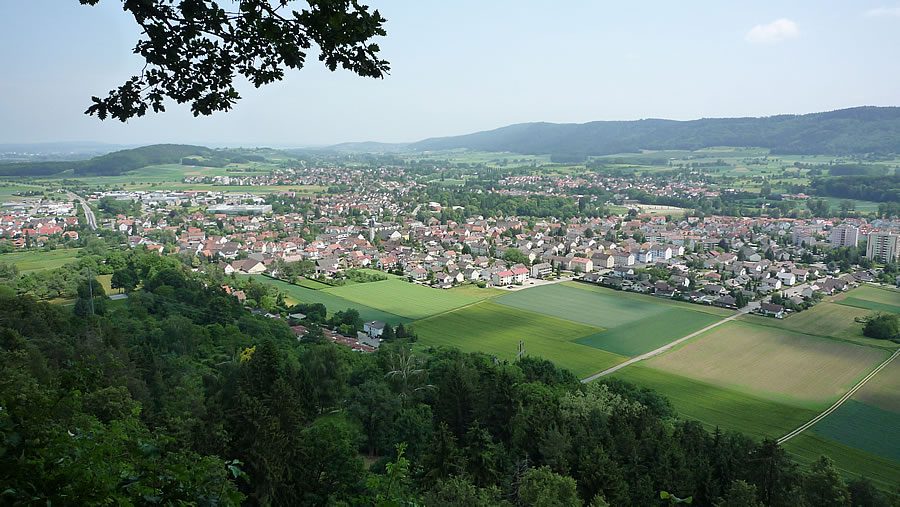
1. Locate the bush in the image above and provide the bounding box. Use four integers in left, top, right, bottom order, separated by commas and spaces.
863, 313, 899, 340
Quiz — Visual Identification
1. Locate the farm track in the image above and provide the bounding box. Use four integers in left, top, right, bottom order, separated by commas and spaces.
580, 302, 757, 383
777, 348, 900, 445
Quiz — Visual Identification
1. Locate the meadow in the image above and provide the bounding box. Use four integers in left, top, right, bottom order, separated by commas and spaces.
495, 282, 729, 356
246, 275, 410, 324
645, 321, 889, 406
0, 248, 81, 273
835, 284, 900, 314
323, 279, 487, 320
739, 302, 891, 349
413, 302, 626, 378
611, 365, 818, 439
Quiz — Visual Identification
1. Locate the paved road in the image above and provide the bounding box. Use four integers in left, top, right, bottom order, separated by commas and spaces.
777, 348, 900, 445
68, 192, 97, 230
581, 301, 759, 383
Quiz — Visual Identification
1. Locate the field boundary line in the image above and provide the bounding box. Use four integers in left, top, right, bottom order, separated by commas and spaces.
777, 348, 899, 445
580, 304, 755, 383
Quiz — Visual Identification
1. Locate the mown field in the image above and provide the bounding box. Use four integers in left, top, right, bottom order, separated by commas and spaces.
323, 279, 487, 320
0, 248, 81, 273
785, 359, 900, 488
611, 365, 818, 439
835, 284, 900, 314
495, 282, 729, 356
247, 275, 410, 324
646, 321, 889, 406
413, 301, 626, 378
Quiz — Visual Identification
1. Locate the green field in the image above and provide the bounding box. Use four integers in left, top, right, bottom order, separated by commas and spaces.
447, 283, 507, 298
835, 285, 900, 315
323, 279, 487, 320
739, 302, 894, 350
785, 432, 900, 489
0, 181, 47, 201
646, 321, 887, 406
413, 301, 626, 378
0, 248, 81, 273
495, 282, 729, 356
809, 400, 900, 462
247, 275, 411, 324
295, 278, 332, 290
611, 365, 818, 439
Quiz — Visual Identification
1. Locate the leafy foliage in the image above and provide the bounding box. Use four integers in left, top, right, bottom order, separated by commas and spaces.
79, 0, 390, 121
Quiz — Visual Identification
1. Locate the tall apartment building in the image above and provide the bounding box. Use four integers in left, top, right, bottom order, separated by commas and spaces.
866, 232, 899, 263
829, 224, 859, 248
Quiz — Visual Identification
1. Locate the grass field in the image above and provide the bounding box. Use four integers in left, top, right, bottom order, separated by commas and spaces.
611, 365, 818, 439
809, 400, 900, 462
835, 285, 900, 314
323, 279, 487, 320
0, 248, 81, 273
646, 321, 888, 406
739, 303, 893, 349
495, 282, 729, 356
854, 361, 900, 412
0, 181, 47, 201
413, 302, 626, 378
447, 283, 507, 298
785, 432, 900, 490
247, 275, 411, 324
295, 278, 332, 290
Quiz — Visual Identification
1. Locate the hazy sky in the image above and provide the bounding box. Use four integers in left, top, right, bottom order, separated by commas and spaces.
2, 1, 899, 146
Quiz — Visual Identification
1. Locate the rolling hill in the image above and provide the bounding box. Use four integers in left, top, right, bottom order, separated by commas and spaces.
411, 106, 900, 157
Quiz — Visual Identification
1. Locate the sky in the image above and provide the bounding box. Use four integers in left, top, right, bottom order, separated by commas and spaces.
1, 1, 900, 146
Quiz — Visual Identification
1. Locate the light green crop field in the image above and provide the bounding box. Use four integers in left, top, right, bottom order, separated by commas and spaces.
0, 248, 82, 273
323, 279, 487, 320
738, 302, 895, 350
611, 365, 818, 439
246, 275, 410, 324
446, 283, 507, 298
295, 278, 332, 290
0, 182, 47, 201
495, 282, 729, 356
646, 321, 887, 406
854, 360, 900, 412
413, 301, 626, 378
785, 432, 900, 490
835, 285, 900, 314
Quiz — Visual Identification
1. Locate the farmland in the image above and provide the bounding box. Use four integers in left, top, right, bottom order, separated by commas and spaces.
785, 433, 900, 490
413, 302, 626, 378
611, 365, 818, 439
495, 282, 729, 356
646, 321, 889, 406
323, 279, 487, 320
785, 359, 900, 488
246, 275, 410, 324
835, 284, 900, 314
739, 301, 892, 349
0, 248, 81, 273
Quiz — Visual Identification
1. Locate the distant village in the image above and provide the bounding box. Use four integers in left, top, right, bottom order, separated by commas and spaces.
2, 164, 899, 351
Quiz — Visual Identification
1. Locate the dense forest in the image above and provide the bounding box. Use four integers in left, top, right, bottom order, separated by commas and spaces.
808, 175, 900, 203
1, 248, 896, 505
412, 107, 900, 157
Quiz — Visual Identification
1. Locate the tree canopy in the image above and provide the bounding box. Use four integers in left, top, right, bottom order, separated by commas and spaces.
79, 0, 389, 121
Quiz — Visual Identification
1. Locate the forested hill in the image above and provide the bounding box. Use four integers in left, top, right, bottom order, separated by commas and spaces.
412, 106, 900, 157
0, 144, 213, 177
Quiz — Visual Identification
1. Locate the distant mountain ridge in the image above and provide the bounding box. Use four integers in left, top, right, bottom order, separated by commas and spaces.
410, 106, 900, 157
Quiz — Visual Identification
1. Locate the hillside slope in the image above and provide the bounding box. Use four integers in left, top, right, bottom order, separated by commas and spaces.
412, 106, 900, 156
